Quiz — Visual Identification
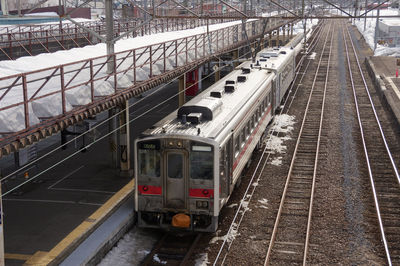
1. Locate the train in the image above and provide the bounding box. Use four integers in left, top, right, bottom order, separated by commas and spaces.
134, 40, 301, 232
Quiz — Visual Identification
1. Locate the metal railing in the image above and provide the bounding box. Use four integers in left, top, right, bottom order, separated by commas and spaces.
0, 18, 233, 60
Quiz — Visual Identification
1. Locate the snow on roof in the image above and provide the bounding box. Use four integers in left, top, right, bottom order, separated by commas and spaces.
0, 19, 255, 134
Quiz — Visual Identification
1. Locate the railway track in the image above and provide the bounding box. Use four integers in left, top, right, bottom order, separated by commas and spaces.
263, 22, 334, 265
141, 233, 201, 265
210, 21, 329, 266
342, 22, 400, 265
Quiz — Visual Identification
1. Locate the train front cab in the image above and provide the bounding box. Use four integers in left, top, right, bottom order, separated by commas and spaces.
135, 137, 219, 232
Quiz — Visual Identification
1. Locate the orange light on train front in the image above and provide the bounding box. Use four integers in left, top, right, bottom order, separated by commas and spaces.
138, 185, 162, 195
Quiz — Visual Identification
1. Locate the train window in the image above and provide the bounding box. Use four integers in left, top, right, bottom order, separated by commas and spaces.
251, 117, 255, 131
190, 142, 213, 180
168, 153, 183, 179
246, 121, 251, 138
138, 149, 160, 178
241, 128, 246, 147
234, 137, 240, 157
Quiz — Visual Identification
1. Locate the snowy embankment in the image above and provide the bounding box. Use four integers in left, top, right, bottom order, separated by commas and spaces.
354, 8, 400, 56
0, 19, 248, 133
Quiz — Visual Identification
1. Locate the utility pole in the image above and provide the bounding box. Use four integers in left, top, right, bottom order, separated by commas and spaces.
144, 0, 148, 20
364, 0, 368, 31
302, 0, 306, 53
17, 0, 21, 16
105, 0, 115, 75
355, 0, 359, 21
105, 0, 118, 169
374, 0, 380, 51
0, 0, 7, 15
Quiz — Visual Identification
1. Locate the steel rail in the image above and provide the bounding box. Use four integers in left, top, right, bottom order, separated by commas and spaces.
264, 21, 333, 265
342, 23, 392, 266
346, 26, 400, 185
212, 21, 325, 266
303, 23, 334, 266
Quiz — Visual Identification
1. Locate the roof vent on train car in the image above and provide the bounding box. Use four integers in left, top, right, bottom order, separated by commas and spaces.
242, 68, 251, 74
226, 80, 235, 85
237, 75, 247, 83
187, 113, 202, 124
177, 97, 222, 122
280, 51, 287, 54
260, 58, 267, 62
210, 88, 225, 98
224, 85, 236, 93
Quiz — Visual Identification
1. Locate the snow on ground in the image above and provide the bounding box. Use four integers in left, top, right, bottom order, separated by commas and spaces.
264, 114, 296, 165
210, 222, 240, 244
354, 8, 400, 56
257, 198, 269, 209
195, 253, 210, 266
97, 228, 159, 266
227, 203, 238, 208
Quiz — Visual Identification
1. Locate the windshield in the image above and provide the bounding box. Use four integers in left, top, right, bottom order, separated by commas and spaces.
138, 141, 160, 177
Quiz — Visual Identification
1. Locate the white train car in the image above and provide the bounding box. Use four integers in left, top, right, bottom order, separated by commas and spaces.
134, 46, 296, 232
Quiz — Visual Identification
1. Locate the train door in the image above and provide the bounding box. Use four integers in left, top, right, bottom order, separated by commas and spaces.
164, 151, 187, 210
220, 137, 232, 197
276, 74, 281, 106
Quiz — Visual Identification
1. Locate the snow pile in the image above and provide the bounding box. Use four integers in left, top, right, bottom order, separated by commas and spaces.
210, 222, 240, 244
195, 253, 210, 266
98, 228, 158, 266
153, 254, 167, 265
264, 114, 296, 165
257, 198, 269, 209
354, 8, 400, 56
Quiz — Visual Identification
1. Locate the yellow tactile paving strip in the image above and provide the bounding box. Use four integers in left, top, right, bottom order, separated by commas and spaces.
24, 179, 134, 266
5, 253, 32, 261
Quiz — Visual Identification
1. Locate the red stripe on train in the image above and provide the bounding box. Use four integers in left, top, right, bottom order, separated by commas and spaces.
233, 105, 272, 171
189, 188, 214, 198
138, 185, 162, 195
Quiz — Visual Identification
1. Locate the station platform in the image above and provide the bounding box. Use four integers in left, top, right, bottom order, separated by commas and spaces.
24, 180, 134, 265
365, 56, 400, 128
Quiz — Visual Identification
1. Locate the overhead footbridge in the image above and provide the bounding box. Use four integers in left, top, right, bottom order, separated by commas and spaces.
0, 15, 297, 159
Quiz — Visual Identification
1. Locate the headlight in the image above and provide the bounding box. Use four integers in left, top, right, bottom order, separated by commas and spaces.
196, 201, 208, 209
